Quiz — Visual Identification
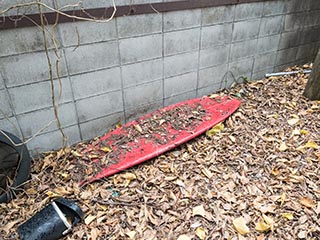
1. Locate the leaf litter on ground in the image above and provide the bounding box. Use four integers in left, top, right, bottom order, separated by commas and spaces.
1, 64, 319, 239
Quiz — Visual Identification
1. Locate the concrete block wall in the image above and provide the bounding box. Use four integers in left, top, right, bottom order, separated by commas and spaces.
0, 0, 320, 154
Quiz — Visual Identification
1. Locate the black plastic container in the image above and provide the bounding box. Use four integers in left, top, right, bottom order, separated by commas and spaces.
0, 130, 31, 203
18, 198, 84, 240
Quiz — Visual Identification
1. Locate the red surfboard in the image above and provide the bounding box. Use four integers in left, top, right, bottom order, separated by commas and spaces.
79, 96, 240, 185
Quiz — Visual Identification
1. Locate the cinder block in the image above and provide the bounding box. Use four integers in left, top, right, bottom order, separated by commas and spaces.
304, 10, 320, 29
0, 74, 4, 90
17, 102, 78, 138
284, 0, 311, 13
124, 80, 163, 109
228, 57, 254, 82
0, 89, 13, 118
234, 2, 263, 21
232, 19, 260, 42
253, 52, 277, 72
310, 0, 320, 10
1, 51, 68, 87
164, 90, 196, 106
80, 112, 125, 140
0, 26, 56, 57
299, 27, 320, 45
0, 117, 22, 138
164, 71, 197, 98
125, 101, 163, 122
1, 0, 53, 16
164, 9, 201, 32
279, 31, 300, 50
58, 20, 117, 47
252, 67, 273, 81
76, 90, 123, 123
27, 125, 81, 154
164, 28, 200, 56
197, 84, 221, 97
257, 34, 280, 54
296, 42, 319, 61
122, 58, 163, 88
202, 5, 234, 26
200, 45, 229, 69
65, 41, 119, 75
119, 0, 162, 4
229, 39, 257, 62
259, 15, 283, 37
275, 47, 298, 66
201, 23, 232, 49
117, 13, 162, 38
60, 0, 162, 9
164, 51, 198, 78
71, 67, 121, 100
119, 34, 162, 64
198, 64, 228, 88
284, 12, 305, 32
274, 62, 297, 72
54, 0, 122, 10
8, 78, 73, 115
263, 0, 285, 16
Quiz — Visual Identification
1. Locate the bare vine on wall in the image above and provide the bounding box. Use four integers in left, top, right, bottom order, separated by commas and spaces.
0, 0, 117, 149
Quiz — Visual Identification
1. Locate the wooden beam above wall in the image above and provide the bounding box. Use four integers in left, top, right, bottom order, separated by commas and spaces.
0, 0, 271, 30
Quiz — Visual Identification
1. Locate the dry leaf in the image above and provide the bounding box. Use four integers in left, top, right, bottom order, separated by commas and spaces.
192, 205, 206, 218
2, 219, 20, 234
271, 168, 280, 176
90, 228, 100, 240
54, 186, 71, 195
315, 202, 320, 215
300, 197, 316, 208
201, 167, 213, 179
58, 172, 70, 180
278, 142, 287, 151
280, 192, 286, 207
257, 235, 265, 240
255, 221, 271, 233
84, 215, 96, 225
206, 122, 224, 137
287, 118, 299, 125
282, 213, 294, 220
300, 129, 308, 135
233, 217, 250, 235
26, 188, 38, 195
177, 235, 192, 240
45, 190, 60, 198
262, 214, 274, 226
229, 135, 236, 142
126, 230, 137, 239
195, 227, 207, 240
304, 141, 318, 149
298, 231, 308, 239
258, 204, 277, 213
71, 150, 83, 157
291, 129, 300, 136
134, 124, 143, 133
114, 172, 137, 186
100, 146, 112, 153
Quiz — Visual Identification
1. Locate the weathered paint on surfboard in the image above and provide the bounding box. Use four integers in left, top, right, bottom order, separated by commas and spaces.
80, 96, 241, 185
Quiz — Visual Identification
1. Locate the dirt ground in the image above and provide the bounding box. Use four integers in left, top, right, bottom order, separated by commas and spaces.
1, 65, 319, 240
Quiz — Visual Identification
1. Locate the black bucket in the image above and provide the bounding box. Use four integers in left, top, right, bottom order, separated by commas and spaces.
18, 197, 84, 240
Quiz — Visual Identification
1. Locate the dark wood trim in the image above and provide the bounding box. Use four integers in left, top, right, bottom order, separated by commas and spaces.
0, 0, 271, 30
